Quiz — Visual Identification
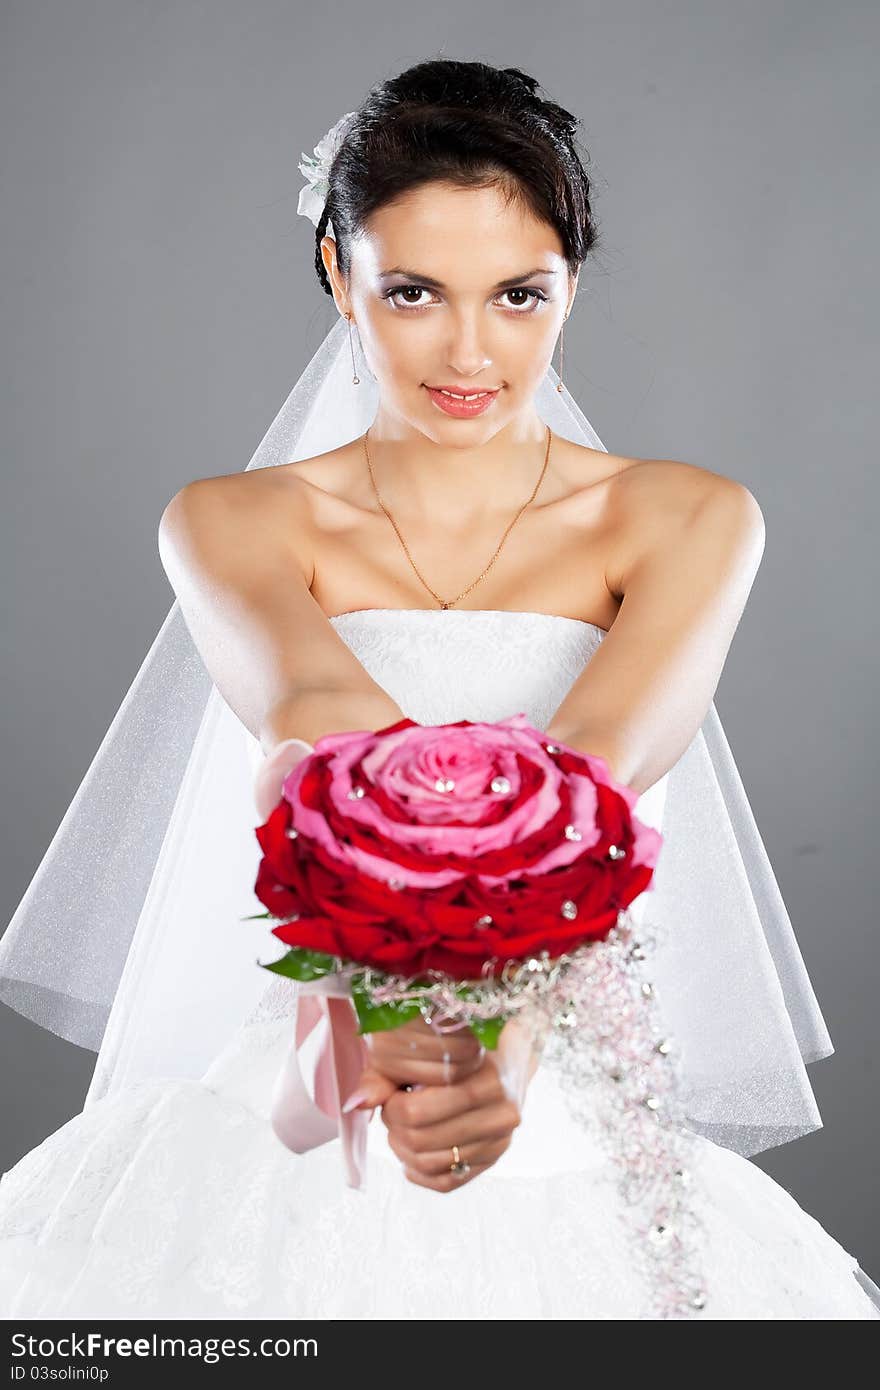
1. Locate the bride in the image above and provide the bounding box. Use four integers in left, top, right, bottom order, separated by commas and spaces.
1, 57, 878, 1321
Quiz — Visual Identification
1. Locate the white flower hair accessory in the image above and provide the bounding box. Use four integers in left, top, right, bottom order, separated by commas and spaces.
296, 111, 359, 232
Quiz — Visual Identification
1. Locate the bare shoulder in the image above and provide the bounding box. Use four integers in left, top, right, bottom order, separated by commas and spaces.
550, 436, 753, 512
158, 462, 323, 589
603, 457, 764, 597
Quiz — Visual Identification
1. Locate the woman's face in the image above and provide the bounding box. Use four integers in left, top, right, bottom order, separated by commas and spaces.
322, 180, 576, 443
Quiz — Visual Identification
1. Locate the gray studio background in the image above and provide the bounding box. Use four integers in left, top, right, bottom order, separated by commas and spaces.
2, 1, 877, 1281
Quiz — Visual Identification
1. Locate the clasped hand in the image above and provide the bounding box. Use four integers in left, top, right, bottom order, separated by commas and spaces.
347, 1014, 536, 1193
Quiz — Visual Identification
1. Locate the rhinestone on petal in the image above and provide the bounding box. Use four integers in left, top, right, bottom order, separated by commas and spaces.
490, 775, 511, 794
564, 824, 582, 841
285, 827, 299, 839
544, 742, 559, 754
434, 777, 455, 792
607, 844, 626, 860
560, 899, 578, 920
347, 786, 365, 799
474, 914, 494, 929
388, 877, 404, 891
648, 1224, 674, 1248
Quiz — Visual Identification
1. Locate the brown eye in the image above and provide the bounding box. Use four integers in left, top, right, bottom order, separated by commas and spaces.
499, 288, 548, 312
386, 286, 432, 308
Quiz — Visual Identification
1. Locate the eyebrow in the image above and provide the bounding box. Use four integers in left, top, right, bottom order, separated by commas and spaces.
377, 266, 558, 290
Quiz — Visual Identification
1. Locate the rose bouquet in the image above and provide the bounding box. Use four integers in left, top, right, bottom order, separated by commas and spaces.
245, 713, 708, 1318
252, 712, 658, 1034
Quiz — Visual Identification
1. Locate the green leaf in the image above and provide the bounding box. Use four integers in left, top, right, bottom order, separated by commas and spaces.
469, 1015, 507, 1050
260, 946, 337, 981
240, 910, 274, 921
350, 985, 423, 1036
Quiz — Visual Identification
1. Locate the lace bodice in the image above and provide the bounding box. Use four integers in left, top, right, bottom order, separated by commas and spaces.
325, 607, 606, 729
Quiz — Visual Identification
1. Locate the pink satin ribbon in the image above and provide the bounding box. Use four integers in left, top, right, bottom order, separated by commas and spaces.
256, 740, 372, 1188
270, 973, 371, 1189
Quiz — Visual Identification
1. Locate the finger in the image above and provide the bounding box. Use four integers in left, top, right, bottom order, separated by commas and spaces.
361, 1050, 485, 1090
366, 1024, 484, 1067
341, 1065, 400, 1112
395, 1098, 521, 1155
381, 1065, 506, 1129
417, 1134, 511, 1178
387, 1129, 511, 1179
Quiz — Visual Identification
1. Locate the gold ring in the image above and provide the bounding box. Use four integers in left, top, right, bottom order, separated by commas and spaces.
449, 1144, 471, 1178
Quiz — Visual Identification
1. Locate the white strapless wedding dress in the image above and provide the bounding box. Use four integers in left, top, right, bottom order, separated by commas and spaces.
0, 609, 877, 1320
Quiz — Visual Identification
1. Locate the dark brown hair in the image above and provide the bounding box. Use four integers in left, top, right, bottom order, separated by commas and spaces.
312, 58, 601, 296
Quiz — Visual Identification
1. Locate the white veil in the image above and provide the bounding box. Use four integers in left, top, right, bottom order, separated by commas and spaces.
0, 311, 834, 1155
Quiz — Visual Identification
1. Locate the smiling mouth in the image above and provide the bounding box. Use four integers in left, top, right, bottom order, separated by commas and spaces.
425, 386, 502, 400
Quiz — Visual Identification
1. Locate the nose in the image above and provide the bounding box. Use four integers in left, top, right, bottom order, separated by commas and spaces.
446, 315, 493, 379
448, 359, 492, 379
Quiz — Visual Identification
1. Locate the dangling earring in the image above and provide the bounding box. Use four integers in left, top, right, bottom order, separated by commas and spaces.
345, 312, 360, 385
556, 311, 569, 394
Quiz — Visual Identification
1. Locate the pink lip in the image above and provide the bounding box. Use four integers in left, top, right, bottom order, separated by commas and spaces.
425, 386, 500, 418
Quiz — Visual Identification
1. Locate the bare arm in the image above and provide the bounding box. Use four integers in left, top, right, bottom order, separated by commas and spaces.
545, 465, 766, 795
157, 475, 406, 753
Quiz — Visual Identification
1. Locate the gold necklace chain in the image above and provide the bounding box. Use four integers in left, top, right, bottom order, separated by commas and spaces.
362, 424, 553, 610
